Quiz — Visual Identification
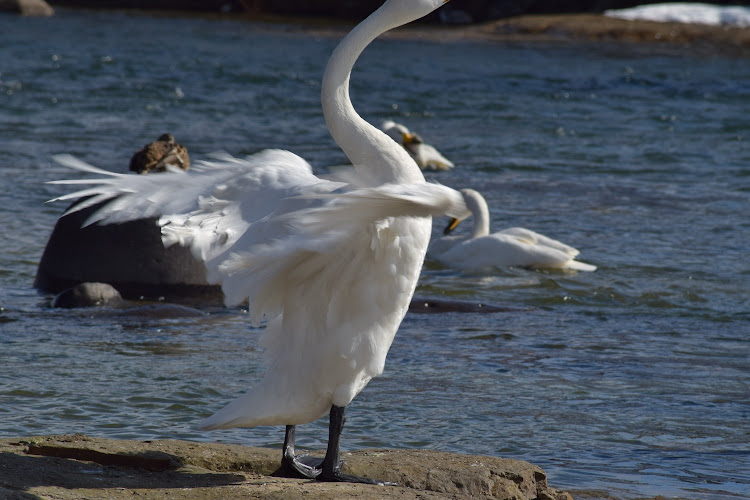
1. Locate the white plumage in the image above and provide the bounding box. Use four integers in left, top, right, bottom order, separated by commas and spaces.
48, 0, 461, 484
429, 189, 597, 272
51, 154, 466, 427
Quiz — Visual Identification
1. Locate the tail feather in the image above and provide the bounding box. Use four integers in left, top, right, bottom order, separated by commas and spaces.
566, 259, 597, 272
199, 347, 332, 429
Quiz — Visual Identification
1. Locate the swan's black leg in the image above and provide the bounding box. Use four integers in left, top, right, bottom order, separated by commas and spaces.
281, 424, 322, 479
316, 405, 396, 486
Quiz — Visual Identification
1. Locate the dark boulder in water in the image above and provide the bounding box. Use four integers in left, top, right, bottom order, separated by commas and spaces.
36, 203, 222, 302
35, 200, 222, 303
38, 136, 223, 304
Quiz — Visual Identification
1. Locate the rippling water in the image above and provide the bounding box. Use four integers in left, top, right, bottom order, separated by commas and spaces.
1, 9, 749, 500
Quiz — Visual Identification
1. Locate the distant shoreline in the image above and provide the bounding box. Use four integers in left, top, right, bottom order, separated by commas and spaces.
477, 13, 750, 53
374, 13, 750, 56
259, 12, 750, 56
56, 6, 750, 56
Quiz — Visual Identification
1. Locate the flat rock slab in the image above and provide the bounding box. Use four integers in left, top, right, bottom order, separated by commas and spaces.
0, 434, 572, 499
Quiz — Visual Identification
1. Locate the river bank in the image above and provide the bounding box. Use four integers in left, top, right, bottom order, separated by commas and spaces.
6, 0, 750, 55
122, 11, 750, 56
239, 11, 750, 58
353, 13, 750, 56
476, 13, 750, 54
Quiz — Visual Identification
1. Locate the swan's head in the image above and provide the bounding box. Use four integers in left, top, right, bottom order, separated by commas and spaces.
382, 0, 451, 26
381, 120, 423, 150
381, 120, 409, 142
443, 188, 483, 235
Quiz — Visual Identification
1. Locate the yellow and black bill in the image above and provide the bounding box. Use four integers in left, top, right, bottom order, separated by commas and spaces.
443, 217, 461, 235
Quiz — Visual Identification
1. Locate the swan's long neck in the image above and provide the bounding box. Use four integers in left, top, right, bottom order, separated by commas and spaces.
322, 4, 424, 184
467, 192, 491, 238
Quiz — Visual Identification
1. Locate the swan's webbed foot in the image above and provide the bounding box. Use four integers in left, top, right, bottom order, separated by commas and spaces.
316, 462, 396, 486
281, 451, 322, 479
280, 407, 397, 486
281, 424, 322, 479
316, 405, 396, 486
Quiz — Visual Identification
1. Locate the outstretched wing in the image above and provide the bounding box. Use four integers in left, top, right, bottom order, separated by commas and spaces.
49, 149, 344, 264
214, 181, 467, 314
49, 153, 467, 315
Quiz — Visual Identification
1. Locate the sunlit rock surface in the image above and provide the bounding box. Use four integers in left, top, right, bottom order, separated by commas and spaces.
0, 435, 573, 499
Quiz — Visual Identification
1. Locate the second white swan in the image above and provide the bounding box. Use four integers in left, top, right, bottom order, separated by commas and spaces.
381, 120, 454, 170
429, 188, 597, 272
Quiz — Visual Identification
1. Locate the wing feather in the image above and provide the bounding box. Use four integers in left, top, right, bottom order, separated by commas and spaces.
48, 153, 466, 317
213, 182, 466, 313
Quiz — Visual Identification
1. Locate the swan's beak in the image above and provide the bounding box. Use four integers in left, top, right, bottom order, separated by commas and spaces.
402, 133, 424, 149
443, 217, 461, 235
402, 132, 418, 145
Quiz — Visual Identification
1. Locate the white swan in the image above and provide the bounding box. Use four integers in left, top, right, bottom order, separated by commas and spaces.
48, 0, 462, 485
429, 189, 597, 272
381, 120, 454, 170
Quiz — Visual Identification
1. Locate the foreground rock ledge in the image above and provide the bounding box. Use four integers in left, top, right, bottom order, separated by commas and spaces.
0, 435, 571, 499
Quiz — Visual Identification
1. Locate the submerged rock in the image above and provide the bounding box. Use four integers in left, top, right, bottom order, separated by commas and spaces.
409, 296, 516, 314
52, 282, 123, 308
111, 303, 207, 318
0, 435, 573, 499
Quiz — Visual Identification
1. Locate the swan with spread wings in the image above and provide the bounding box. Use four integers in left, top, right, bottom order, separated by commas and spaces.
49, 0, 461, 485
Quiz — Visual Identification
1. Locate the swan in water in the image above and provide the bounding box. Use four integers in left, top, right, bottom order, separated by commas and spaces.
49, 0, 464, 485
381, 120, 454, 170
429, 189, 597, 272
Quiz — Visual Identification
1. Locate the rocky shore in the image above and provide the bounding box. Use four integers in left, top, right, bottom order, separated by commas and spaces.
4, 0, 750, 55
478, 13, 750, 53
365, 13, 750, 55
0, 434, 573, 499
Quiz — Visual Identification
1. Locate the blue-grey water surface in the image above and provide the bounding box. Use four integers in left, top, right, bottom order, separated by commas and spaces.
1, 8, 749, 500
